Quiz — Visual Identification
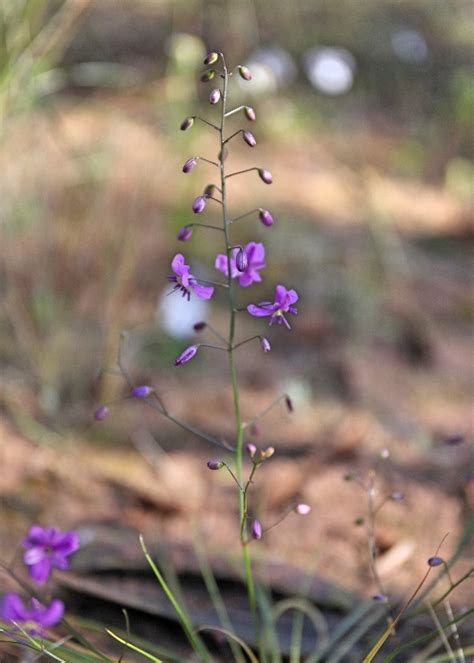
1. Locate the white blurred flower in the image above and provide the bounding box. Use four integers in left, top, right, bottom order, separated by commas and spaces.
303, 47, 356, 95
391, 29, 428, 64
157, 286, 209, 339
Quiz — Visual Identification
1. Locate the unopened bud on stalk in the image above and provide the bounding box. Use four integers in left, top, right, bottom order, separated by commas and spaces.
209, 88, 221, 105
192, 196, 207, 214
260, 337, 271, 353
245, 442, 257, 458
261, 446, 275, 459
180, 116, 194, 131
390, 491, 404, 502
193, 321, 207, 332
203, 184, 217, 196
258, 168, 273, 184
427, 556, 444, 567
175, 344, 199, 366
285, 395, 294, 413
238, 65, 252, 81
204, 52, 219, 65
177, 225, 193, 241
295, 503, 311, 515
94, 405, 109, 421
236, 248, 248, 272
372, 593, 388, 602
259, 209, 274, 227
201, 70, 215, 82
131, 385, 153, 398
244, 106, 256, 121
207, 459, 224, 470
243, 131, 256, 147
218, 147, 228, 162
251, 519, 263, 540
182, 157, 198, 173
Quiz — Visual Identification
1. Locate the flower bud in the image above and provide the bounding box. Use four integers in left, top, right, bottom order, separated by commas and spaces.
444, 433, 465, 445
236, 248, 248, 272
238, 65, 252, 81
260, 337, 271, 353
262, 446, 275, 459
131, 385, 152, 398
204, 52, 219, 65
245, 442, 257, 458
372, 593, 388, 602
251, 519, 262, 540
209, 88, 221, 105
390, 491, 404, 502
243, 131, 256, 147
259, 209, 274, 227
207, 459, 224, 470
427, 556, 444, 567
354, 516, 365, 526
94, 405, 109, 421
180, 116, 194, 131
218, 147, 228, 162
258, 168, 273, 184
175, 344, 199, 366
201, 70, 215, 82
182, 157, 198, 173
244, 106, 256, 121
193, 321, 207, 332
295, 503, 311, 515
177, 225, 193, 241
192, 196, 207, 214
285, 395, 294, 413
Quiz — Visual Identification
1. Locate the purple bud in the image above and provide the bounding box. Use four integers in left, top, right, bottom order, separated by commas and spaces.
258, 168, 273, 184
180, 116, 194, 131
444, 433, 465, 446
175, 344, 199, 366
285, 395, 294, 413
260, 337, 271, 353
204, 52, 219, 66
372, 593, 388, 602
236, 248, 248, 272
295, 503, 311, 515
244, 106, 256, 121
390, 491, 404, 502
192, 196, 207, 214
245, 442, 257, 458
251, 519, 263, 540
177, 225, 193, 241
243, 131, 256, 147
193, 321, 207, 332
238, 65, 252, 81
209, 88, 221, 105
259, 209, 274, 227
207, 459, 224, 470
132, 385, 152, 398
94, 405, 109, 421
201, 70, 215, 82
182, 157, 198, 173
427, 556, 444, 567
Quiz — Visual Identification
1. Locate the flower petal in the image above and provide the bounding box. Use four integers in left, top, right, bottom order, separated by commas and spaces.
247, 303, 273, 317
52, 531, 80, 557
1, 593, 29, 621
23, 546, 46, 566
214, 254, 229, 275
28, 557, 51, 585
22, 525, 47, 548
37, 599, 65, 627
191, 282, 214, 300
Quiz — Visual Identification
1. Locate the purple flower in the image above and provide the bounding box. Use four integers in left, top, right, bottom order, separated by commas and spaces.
207, 459, 224, 470
258, 168, 273, 184
260, 337, 271, 353
22, 526, 79, 585
182, 157, 198, 173
251, 519, 263, 540
259, 209, 274, 227
247, 284, 299, 329
209, 88, 221, 105
168, 254, 214, 301
177, 225, 193, 241
175, 344, 199, 366
131, 385, 152, 398
245, 443, 257, 458
192, 195, 207, 214
1, 594, 64, 633
428, 556, 444, 567
94, 405, 109, 421
243, 131, 256, 147
215, 242, 266, 287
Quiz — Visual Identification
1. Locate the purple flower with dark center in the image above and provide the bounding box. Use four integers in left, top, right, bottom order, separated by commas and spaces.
247, 284, 298, 329
168, 254, 214, 301
215, 242, 266, 287
22, 526, 79, 585
1, 594, 64, 633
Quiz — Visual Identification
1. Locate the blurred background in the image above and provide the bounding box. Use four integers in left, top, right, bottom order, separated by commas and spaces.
0, 0, 473, 652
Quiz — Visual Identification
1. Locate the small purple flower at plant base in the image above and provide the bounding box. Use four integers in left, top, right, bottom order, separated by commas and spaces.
177, 225, 193, 241
247, 284, 299, 329
215, 242, 266, 287
1, 594, 64, 633
427, 556, 444, 567
22, 526, 79, 585
131, 385, 152, 398
180, 116, 194, 131
94, 405, 109, 421
245, 442, 257, 458
204, 52, 219, 66
175, 344, 199, 366
260, 337, 271, 353
168, 254, 214, 301
295, 504, 311, 515
182, 157, 198, 173
244, 106, 256, 121
243, 131, 256, 147
258, 168, 273, 184
259, 208, 274, 227
209, 88, 221, 105
251, 519, 263, 540
238, 65, 252, 81
192, 195, 207, 214
207, 459, 224, 470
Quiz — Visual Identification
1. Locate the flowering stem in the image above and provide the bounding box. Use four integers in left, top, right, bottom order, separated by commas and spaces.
219, 54, 258, 630
197, 156, 219, 167
223, 129, 244, 145
194, 116, 219, 131
224, 105, 246, 118
225, 167, 260, 179
229, 208, 260, 224
232, 335, 263, 351
187, 222, 224, 232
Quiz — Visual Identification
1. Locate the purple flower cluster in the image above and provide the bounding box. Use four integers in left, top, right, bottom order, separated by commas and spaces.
1, 525, 79, 633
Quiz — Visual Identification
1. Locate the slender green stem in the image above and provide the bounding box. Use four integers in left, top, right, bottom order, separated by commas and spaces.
218, 53, 258, 631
